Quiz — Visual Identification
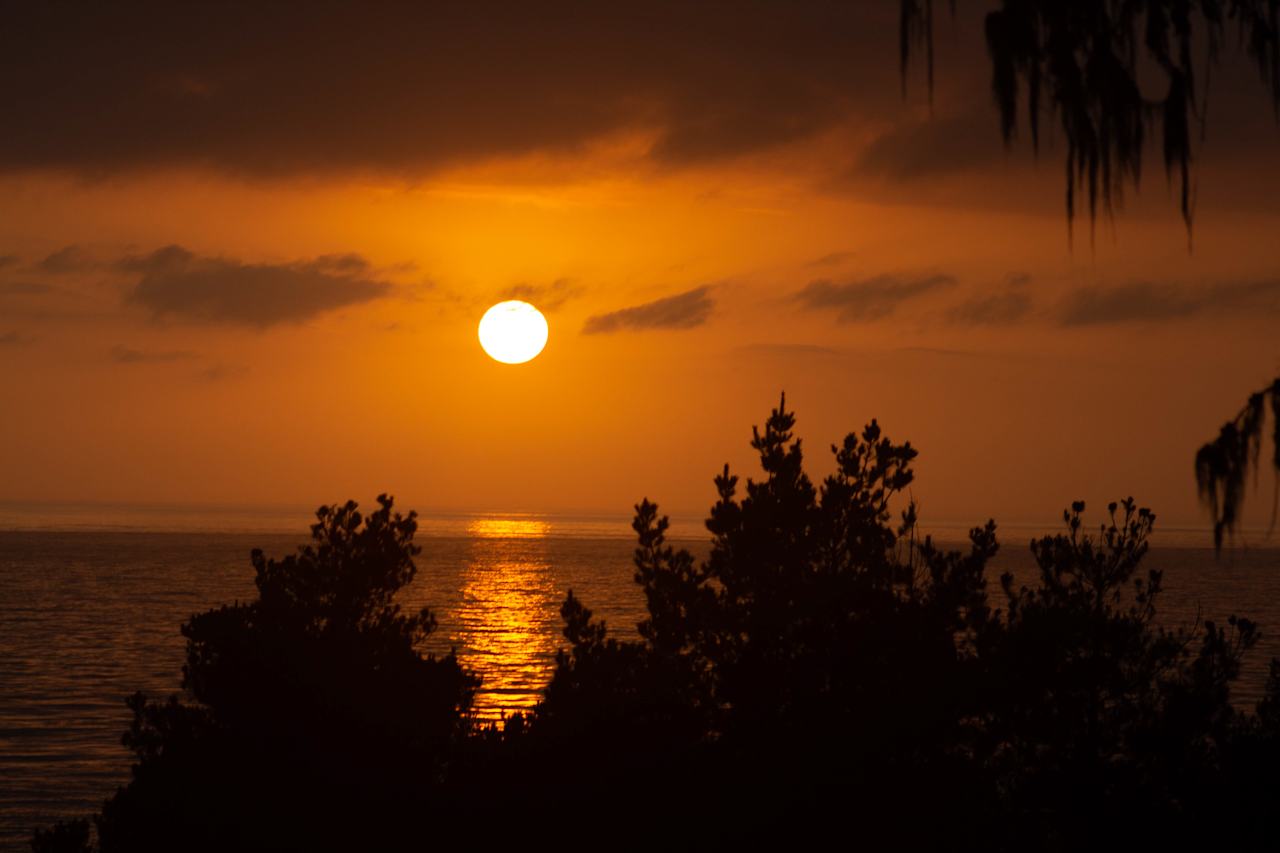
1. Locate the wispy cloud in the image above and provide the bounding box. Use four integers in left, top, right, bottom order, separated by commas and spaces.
852, 110, 1008, 183
120, 245, 391, 327
1057, 279, 1280, 326
502, 278, 582, 311
109, 345, 198, 364
946, 292, 1033, 325
805, 251, 856, 268
38, 245, 95, 274
737, 342, 839, 357
795, 274, 955, 322
583, 286, 714, 334
945, 274, 1034, 326
198, 363, 250, 382
0, 281, 53, 296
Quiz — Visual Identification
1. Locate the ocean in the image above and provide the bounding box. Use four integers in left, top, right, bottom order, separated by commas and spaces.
1, 506, 1278, 850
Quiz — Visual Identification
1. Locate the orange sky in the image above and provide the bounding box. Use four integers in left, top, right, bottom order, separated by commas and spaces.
2, 3, 1278, 531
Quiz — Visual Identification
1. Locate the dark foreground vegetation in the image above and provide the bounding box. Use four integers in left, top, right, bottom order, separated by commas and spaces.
34, 398, 1280, 851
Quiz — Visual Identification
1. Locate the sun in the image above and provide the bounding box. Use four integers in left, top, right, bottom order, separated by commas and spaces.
478, 301, 549, 364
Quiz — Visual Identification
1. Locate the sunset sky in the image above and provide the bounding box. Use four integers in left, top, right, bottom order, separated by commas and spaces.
3, 2, 1278, 529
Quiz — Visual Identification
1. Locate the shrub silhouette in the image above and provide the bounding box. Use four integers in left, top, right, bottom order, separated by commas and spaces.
979, 499, 1269, 845
33, 401, 1280, 851
532, 397, 1278, 847
39, 496, 476, 853
30, 820, 91, 853
530, 397, 998, 845
541, 397, 994, 744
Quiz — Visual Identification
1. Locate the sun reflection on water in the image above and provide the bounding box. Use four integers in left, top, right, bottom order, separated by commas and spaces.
456, 517, 562, 722
466, 518, 552, 539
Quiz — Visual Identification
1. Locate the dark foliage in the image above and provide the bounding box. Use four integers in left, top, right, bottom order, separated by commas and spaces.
33, 403, 1280, 851
1196, 377, 1280, 551
521, 396, 1003, 845
901, 0, 1280, 241
532, 397, 1280, 847
36, 496, 477, 853
30, 821, 91, 853
982, 498, 1264, 844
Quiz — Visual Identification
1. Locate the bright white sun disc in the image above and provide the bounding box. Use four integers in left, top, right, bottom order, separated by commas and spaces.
478, 300, 549, 364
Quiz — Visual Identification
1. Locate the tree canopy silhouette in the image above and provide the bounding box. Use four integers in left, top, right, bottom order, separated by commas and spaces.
531, 396, 1280, 847
901, 0, 1280, 241
33, 496, 476, 853
32, 403, 1280, 851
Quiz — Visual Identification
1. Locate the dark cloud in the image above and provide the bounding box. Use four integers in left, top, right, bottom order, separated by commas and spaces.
946, 273, 1034, 326
583, 286, 713, 334
894, 346, 998, 360
737, 342, 840, 357
3, 1, 1274, 230
937, 276, 1280, 328
502, 279, 582, 311
397, 279, 442, 305
0, 3, 908, 177
0, 281, 53, 296
110, 345, 198, 364
198, 363, 250, 382
853, 110, 1013, 183
648, 79, 845, 165
309, 254, 371, 275
121, 245, 391, 326
1057, 279, 1280, 326
795, 274, 955, 322
805, 251, 857, 268
0, 330, 27, 345
946, 291, 1034, 326
1058, 283, 1199, 325
39, 245, 94, 274
0, 255, 17, 269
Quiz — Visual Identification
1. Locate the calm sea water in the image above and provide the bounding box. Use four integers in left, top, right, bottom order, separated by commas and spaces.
1, 508, 1278, 850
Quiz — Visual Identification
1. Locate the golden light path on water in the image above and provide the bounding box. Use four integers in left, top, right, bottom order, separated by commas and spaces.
456, 518, 562, 722
467, 519, 552, 538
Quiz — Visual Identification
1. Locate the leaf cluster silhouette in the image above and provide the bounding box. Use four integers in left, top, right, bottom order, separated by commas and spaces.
33, 398, 1280, 851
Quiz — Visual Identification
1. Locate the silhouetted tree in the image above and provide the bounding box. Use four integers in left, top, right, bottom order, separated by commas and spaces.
536, 398, 1276, 847
33, 405, 1280, 850
527, 396, 1003, 844
978, 498, 1266, 844
35, 495, 477, 853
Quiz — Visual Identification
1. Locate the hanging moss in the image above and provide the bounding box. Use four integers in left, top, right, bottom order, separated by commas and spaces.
900, 1, 1280, 242
1195, 379, 1280, 552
